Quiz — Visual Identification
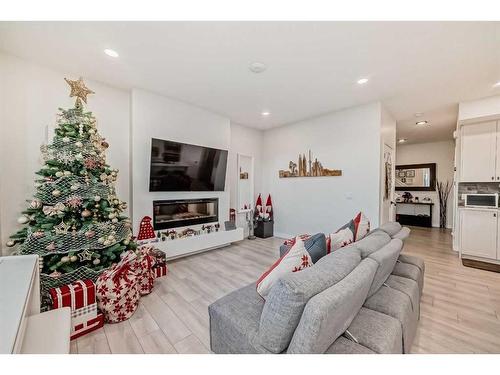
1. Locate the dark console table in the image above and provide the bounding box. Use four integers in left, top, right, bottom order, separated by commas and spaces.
395, 201, 433, 228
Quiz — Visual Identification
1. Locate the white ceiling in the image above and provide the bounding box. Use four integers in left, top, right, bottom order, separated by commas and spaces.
1, 22, 499, 142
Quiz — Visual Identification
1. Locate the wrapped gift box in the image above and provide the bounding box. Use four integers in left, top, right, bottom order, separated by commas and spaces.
71, 302, 98, 334
71, 312, 104, 340
49, 279, 96, 310
153, 264, 168, 278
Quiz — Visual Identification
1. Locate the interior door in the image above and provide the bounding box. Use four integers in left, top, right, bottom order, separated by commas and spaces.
381, 143, 396, 224
460, 209, 497, 259
460, 121, 497, 182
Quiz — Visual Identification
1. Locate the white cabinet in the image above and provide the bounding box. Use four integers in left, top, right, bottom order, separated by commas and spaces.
460, 121, 497, 182
460, 209, 498, 259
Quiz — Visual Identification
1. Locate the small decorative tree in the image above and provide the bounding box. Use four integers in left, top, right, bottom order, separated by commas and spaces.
6, 77, 137, 304
437, 180, 452, 228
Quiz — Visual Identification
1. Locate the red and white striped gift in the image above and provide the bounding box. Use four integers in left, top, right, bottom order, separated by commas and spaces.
153, 264, 168, 278
49, 279, 96, 310
71, 312, 104, 340
71, 302, 98, 334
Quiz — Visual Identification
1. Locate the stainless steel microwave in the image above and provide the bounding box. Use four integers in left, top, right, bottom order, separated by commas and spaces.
464, 193, 498, 208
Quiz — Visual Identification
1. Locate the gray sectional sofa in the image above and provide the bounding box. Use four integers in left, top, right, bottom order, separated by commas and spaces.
208, 222, 424, 354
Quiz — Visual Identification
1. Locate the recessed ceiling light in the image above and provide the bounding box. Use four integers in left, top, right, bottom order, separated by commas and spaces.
249, 62, 267, 73
493, 81, 500, 88
357, 78, 369, 85
261, 111, 270, 116
398, 138, 407, 143
104, 49, 119, 58
416, 121, 428, 126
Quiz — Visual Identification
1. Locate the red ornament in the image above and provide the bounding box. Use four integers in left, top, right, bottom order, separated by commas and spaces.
137, 216, 156, 241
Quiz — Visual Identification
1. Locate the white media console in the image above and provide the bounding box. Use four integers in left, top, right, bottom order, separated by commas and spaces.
153, 227, 244, 260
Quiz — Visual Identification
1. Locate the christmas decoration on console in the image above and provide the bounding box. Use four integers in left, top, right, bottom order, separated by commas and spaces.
7, 77, 137, 304
137, 216, 156, 241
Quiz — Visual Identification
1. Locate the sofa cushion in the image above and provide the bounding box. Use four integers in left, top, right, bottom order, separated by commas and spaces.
258, 246, 361, 353
208, 283, 272, 354
325, 336, 376, 354
378, 221, 402, 237
353, 212, 371, 240
287, 258, 378, 353
392, 227, 411, 241
366, 239, 403, 297
392, 261, 424, 295
279, 233, 327, 263
343, 307, 403, 354
364, 285, 418, 353
385, 275, 420, 317
398, 254, 425, 274
257, 237, 312, 298
352, 230, 392, 258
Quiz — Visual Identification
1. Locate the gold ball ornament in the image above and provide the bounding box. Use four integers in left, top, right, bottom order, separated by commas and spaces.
52, 190, 61, 197
94, 196, 101, 202
30, 199, 42, 209
61, 256, 70, 263
17, 215, 29, 224
55, 171, 64, 178
6, 240, 15, 247
112, 218, 119, 223
81, 209, 92, 218
93, 259, 101, 265
70, 256, 78, 262
64, 171, 72, 176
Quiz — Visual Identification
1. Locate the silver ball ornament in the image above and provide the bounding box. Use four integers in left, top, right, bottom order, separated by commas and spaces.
6, 240, 15, 247
52, 190, 61, 197
93, 259, 101, 265
17, 215, 29, 224
61, 256, 70, 263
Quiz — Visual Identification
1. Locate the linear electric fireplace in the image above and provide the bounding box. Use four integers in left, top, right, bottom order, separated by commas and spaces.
152, 198, 219, 230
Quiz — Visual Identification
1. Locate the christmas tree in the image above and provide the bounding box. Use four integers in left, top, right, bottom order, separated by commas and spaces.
6, 77, 137, 300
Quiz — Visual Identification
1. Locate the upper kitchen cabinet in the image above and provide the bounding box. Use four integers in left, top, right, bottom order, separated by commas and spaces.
460, 121, 498, 182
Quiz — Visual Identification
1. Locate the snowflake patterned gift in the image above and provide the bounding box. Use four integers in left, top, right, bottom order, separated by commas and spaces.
132, 246, 155, 296
96, 250, 139, 323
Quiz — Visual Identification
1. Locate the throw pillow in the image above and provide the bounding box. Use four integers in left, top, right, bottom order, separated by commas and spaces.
279, 233, 327, 263
257, 237, 313, 298
353, 212, 371, 241
329, 220, 355, 252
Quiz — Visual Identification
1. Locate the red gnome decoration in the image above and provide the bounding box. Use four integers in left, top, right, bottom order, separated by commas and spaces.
137, 216, 156, 241
254, 194, 263, 220
265, 194, 273, 221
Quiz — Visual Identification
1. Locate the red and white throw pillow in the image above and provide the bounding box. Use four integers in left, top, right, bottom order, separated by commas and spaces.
353, 212, 370, 241
256, 237, 312, 298
330, 227, 354, 252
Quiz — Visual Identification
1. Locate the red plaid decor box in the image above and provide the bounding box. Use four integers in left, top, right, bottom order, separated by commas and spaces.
96, 250, 140, 323
49, 279, 104, 340
146, 246, 168, 279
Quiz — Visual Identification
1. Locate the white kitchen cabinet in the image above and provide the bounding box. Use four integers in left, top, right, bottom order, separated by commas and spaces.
460, 209, 498, 259
460, 121, 497, 182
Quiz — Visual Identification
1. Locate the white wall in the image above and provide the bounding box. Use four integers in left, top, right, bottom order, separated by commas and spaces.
380, 106, 397, 224
262, 102, 383, 238
396, 140, 455, 228
0, 53, 130, 255
130, 89, 231, 233
229, 123, 264, 232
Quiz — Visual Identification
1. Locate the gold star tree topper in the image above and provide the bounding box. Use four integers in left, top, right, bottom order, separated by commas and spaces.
64, 77, 95, 108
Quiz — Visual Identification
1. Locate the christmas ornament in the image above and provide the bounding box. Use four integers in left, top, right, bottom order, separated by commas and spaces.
85, 230, 96, 239
66, 195, 83, 209
46, 242, 56, 252
81, 209, 92, 218
43, 203, 66, 216
55, 171, 64, 178
78, 249, 94, 262
63, 171, 72, 176
6, 240, 15, 247
33, 230, 45, 238
17, 215, 29, 224
52, 189, 61, 197
93, 259, 101, 265
64, 77, 94, 106
54, 220, 70, 235
75, 141, 83, 148
61, 256, 70, 263
50, 271, 62, 278
70, 183, 80, 191
70, 255, 78, 262
94, 195, 101, 202
62, 137, 70, 143
29, 199, 42, 209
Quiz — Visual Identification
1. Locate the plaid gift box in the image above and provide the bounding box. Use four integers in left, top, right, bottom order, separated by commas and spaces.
49, 279, 96, 310
71, 302, 98, 334
153, 264, 168, 278
71, 312, 104, 340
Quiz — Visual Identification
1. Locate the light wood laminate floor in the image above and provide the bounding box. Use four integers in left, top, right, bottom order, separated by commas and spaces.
72, 227, 500, 354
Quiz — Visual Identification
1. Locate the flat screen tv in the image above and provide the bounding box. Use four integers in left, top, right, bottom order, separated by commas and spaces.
149, 138, 228, 192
